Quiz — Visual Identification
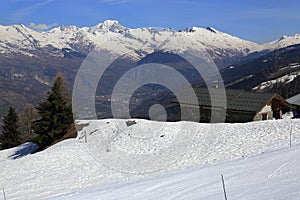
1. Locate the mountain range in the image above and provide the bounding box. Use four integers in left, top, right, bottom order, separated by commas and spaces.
2, 20, 300, 62
1, 20, 300, 119
3, 20, 259, 59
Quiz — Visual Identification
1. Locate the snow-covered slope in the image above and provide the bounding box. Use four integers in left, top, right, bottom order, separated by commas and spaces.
1, 119, 300, 199
264, 34, 300, 49
50, 140, 300, 200
253, 71, 300, 91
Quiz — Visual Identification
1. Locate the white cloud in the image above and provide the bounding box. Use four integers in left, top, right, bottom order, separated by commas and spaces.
10, 0, 55, 21
28, 22, 58, 31
102, 0, 130, 4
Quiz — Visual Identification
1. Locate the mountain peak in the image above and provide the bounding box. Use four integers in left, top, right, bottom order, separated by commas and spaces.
102, 20, 120, 26
92, 20, 128, 33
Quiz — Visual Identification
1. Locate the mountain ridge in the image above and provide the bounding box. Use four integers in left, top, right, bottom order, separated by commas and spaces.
1, 20, 300, 54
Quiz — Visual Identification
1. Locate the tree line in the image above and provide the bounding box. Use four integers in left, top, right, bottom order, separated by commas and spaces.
0, 72, 74, 151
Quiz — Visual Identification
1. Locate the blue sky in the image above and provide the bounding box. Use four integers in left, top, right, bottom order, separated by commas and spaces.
1, 0, 300, 43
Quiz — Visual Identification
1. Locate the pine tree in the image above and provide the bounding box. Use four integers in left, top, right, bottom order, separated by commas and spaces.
0, 107, 21, 150
33, 73, 73, 148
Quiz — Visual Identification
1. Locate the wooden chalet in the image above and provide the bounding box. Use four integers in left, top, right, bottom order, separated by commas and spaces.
176, 88, 291, 123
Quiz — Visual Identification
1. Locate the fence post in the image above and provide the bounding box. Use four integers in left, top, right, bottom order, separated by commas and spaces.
221, 174, 228, 200
3, 188, 7, 200
84, 131, 87, 143
290, 120, 292, 148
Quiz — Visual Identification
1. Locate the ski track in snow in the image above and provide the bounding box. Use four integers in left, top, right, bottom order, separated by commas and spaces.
49, 145, 300, 200
1, 119, 300, 199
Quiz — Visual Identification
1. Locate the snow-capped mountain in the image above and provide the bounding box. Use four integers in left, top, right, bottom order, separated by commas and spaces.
2, 20, 300, 66
0, 20, 262, 64
2, 20, 300, 70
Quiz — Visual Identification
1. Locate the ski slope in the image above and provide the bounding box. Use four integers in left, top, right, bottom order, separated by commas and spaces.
1, 119, 300, 199
48, 141, 300, 200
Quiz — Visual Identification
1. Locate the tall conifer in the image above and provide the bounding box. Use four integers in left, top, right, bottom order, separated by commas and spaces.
33, 73, 73, 148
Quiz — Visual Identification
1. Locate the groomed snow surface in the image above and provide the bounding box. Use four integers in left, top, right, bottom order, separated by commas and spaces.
1, 119, 300, 199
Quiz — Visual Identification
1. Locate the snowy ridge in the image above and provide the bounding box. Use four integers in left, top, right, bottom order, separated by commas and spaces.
264, 34, 300, 49
1, 119, 300, 199
1, 20, 300, 58
0, 20, 269, 57
3, 20, 300, 70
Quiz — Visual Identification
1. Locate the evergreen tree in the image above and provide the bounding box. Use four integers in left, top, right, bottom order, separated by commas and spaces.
33, 73, 73, 148
0, 107, 21, 150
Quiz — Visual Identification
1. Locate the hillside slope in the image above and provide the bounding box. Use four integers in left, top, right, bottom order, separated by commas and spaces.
1, 119, 300, 199
222, 44, 300, 97
50, 139, 300, 200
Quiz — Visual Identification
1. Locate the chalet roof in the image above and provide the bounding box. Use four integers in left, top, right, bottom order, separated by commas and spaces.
286, 94, 300, 106
179, 88, 285, 113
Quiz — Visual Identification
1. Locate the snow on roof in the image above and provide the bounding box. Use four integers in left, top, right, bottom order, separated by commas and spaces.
287, 93, 300, 105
